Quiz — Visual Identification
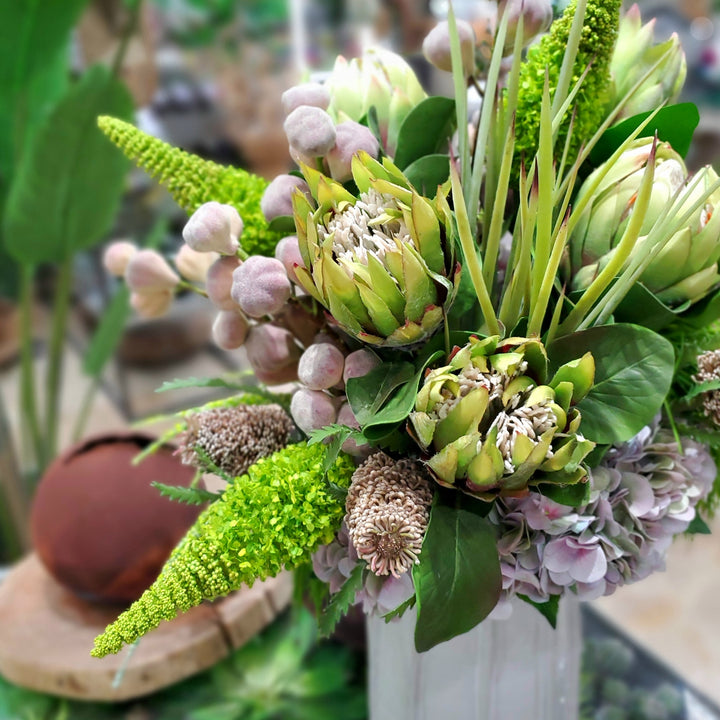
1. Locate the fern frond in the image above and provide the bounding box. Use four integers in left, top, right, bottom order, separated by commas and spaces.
97, 116, 282, 256
151, 481, 220, 506
91, 443, 355, 657
513, 0, 622, 173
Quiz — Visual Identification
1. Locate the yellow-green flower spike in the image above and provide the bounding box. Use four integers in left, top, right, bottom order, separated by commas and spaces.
91, 443, 354, 657
97, 116, 282, 256
513, 0, 622, 174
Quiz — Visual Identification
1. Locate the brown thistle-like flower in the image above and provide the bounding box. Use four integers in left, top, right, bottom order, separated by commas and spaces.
345, 452, 433, 578
695, 350, 720, 425
179, 404, 294, 477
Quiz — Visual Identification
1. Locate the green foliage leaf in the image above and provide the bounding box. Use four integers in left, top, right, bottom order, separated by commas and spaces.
538, 480, 591, 507
4, 65, 133, 264
156, 375, 282, 405
382, 595, 416, 623
393, 97, 456, 170
548, 324, 675, 445
267, 215, 297, 234
686, 514, 711, 535
518, 594, 560, 629
151, 481, 220, 506
682, 379, 720, 402
308, 424, 363, 499
613, 283, 685, 333
589, 103, 700, 164
318, 563, 365, 637
403, 154, 450, 195
413, 499, 501, 652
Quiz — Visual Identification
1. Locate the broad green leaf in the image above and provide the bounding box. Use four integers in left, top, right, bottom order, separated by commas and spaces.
589, 103, 700, 164
393, 97, 456, 170
613, 283, 685, 332
4, 65, 133, 264
678, 286, 720, 330
538, 480, 591, 507
403, 154, 450, 195
82, 286, 132, 377
518, 594, 560, 629
413, 500, 501, 652
346, 361, 416, 427
548, 324, 675, 445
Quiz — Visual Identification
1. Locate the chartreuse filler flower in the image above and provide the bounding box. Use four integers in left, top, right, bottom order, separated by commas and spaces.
409, 336, 596, 498
292, 151, 459, 347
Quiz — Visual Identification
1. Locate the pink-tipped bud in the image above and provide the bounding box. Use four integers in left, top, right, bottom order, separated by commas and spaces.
298, 343, 345, 390
130, 289, 174, 319
206, 256, 241, 311
103, 241, 137, 277
245, 324, 301, 385
182, 202, 242, 255
274, 235, 305, 283
422, 20, 476, 74
326, 121, 380, 182
231, 256, 291, 318
283, 106, 337, 157
290, 388, 338, 436
343, 349, 381, 383
125, 249, 180, 292
281, 83, 331, 115
212, 310, 250, 350
175, 244, 219, 284
261, 175, 311, 221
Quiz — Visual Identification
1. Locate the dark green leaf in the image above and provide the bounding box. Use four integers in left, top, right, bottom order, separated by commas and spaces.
589, 103, 700, 164
413, 500, 501, 652
318, 564, 365, 637
613, 283, 684, 332
82, 286, 131, 376
548, 324, 675, 445
393, 97, 456, 170
4, 65, 133, 264
267, 215, 297, 234
686, 515, 711, 535
403, 154, 450, 195
346, 361, 415, 426
538, 480, 591, 507
678, 287, 720, 329
518, 594, 560, 629
151, 481, 219, 506
383, 595, 416, 623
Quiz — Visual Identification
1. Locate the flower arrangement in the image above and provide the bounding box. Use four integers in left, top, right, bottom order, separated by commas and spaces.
91, 0, 720, 658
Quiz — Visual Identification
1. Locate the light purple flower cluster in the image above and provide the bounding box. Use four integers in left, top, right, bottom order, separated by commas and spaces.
489, 422, 715, 617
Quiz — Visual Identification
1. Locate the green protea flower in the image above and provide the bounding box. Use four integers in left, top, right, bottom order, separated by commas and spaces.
292, 151, 459, 348
409, 336, 596, 499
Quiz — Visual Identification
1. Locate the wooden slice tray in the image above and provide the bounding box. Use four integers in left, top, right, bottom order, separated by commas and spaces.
0, 554, 292, 701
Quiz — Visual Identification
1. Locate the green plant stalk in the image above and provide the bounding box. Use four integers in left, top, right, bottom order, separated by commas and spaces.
18, 264, 44, 474
503, 14, 526, 133
481, 107, 500, 253
467, 9, 510, 235
447, 5, 470, 190
530, 78, 555, 307
544, 286, 567, 345
450, 162, 500, 335
551, 66, 590, 140
553, 129, 580, 236
71, 377, 99, 444
482, 116, 515, 290
550, 0, 589, 118
44, 257, 74, 463
559, 139, 659, 334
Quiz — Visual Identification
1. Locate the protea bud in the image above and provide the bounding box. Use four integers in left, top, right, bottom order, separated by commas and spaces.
326, 48, 427, 154
283, 105, 337, 159
206, 256, 242, 311
569, 138, 686, 274
281, 82, 331, 115
326, 121, 380, 183
125, 249, 180, 292
290, 388, 338, 435
261, 175, 311, 221
182, 202, 243, 255
274, 235, 305, 284
298, 343, 345, 390
103, 240, 137, 277
422, 20, 476, 75
245, 324, 300, 385
130, 289, 174, 319
498, 0, 554, 56
608, 4, 687, 119
212, 310, 250, 350
175, 244, 218, 284
292, 152, 459, 347
231, 256, 291, 318
409, 336, 596, 498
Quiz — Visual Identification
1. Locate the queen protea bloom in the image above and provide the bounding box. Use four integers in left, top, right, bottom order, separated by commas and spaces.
291, 151, 458, 347
409, 336, 596, 498
325, 48, 427, 155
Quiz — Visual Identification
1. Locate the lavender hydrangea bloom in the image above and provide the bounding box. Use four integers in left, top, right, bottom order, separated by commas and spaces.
491, 421, 714, 614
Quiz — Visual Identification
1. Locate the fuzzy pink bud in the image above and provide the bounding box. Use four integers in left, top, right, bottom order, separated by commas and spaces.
175, 244, 218, 284
130, 290, 174, 319
291, 388, 338, 436
212, 310, 249, 350
103, 241, 137, 277
182, 202, 242, 255
125, 249, 180, 292
284, 106, 337, 157
281, 83, 331, 115
231, 256, 291, 318
298, 343, 345, 390
206, 256, 241, 311
326, 121, 380, 182
261, 175, 311, 221
343, 349, 381, 383
422, 20, 476, 74
498, 0, 553, 55
245, 324, 301, 385
274, 235, 305, 283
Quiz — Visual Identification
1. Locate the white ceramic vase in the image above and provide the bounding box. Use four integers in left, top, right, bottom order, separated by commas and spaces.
366, 596, 582, 720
